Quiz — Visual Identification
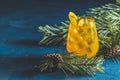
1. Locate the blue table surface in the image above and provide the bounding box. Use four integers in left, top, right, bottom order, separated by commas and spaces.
0, 0, 120, 80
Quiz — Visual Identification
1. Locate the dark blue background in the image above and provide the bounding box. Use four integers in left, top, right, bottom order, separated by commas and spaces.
1, 0, 120, 80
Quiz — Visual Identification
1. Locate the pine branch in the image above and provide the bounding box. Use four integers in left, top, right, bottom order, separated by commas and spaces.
38, 53, 104, 76
38, 3, 120, 47
38, 3, 120, 62
87, 3, 120, 61
38, 21, 69, 45
86, 3, 120, 62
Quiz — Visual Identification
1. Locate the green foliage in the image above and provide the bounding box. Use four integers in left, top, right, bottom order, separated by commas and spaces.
87, 3, 120, 61
116, 0, 120, 3
87, 3, 120, 48
38, 3, 120, 62
38, 21, 69, 45
36, 1, 120, 77
38, 53, 104, 76
38, 3, 120, 48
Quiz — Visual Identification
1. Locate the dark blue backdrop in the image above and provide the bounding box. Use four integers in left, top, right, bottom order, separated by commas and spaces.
1, 0, 119, 80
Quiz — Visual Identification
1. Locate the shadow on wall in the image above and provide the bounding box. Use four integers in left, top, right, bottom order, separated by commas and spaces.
0, 55, 50, 77
8, 39, 64, 47
8, 39, 40, 48
0, 54, 89, 79
0, 55, 69, 79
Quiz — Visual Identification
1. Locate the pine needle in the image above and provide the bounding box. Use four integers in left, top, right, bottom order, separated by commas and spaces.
38, 3, 120, 62
87, 3, 120, 61
38, 53, 104, 76
38, 21, 69, 45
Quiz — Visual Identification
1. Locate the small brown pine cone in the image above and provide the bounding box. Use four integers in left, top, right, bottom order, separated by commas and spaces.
43, 53, 64, 63
105, 45, 120, 59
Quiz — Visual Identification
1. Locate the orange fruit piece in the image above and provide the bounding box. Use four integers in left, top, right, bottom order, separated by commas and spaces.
66, 12, 99, 58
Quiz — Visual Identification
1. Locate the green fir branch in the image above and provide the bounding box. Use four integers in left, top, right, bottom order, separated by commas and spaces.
38, 53, 104, 76
38, 21, 69, 45
38, 3, 120, 61
36, 1, 120, 77
38, 3, 120, 47
87, 3, 120, 47
87, 3, 120, 61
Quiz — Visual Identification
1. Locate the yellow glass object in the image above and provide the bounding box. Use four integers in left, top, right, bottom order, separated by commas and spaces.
66, 12, 99, 58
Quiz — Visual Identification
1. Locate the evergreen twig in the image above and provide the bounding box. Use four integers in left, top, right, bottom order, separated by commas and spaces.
38, 21, 69, 45
38, 3, 120, 62
38, 53, 104, 76
87, 3, 120, 61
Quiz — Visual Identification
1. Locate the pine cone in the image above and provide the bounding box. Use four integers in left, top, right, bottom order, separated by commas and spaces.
43, 53, 64, 63
105, 45, 120, 59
